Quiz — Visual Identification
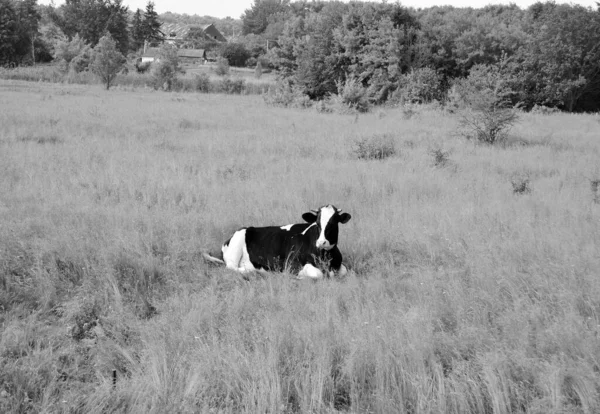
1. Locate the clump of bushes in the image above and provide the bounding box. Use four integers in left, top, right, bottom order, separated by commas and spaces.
337, 77, 369, 113
214, 57, 230, 76
263, 80, 312, 108
429, 148, 451, 168
219, 77, 245, 94
353, 133, 397, 160
151, 44, 180, 91
396, 67, 444, 104
194, 73, 211, 92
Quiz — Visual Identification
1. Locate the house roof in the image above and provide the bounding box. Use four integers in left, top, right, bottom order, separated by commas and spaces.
142, 47, 161, 58
177, 49, 206, 58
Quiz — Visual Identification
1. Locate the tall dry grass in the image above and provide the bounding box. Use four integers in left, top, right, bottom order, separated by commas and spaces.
1, 79, 599, 413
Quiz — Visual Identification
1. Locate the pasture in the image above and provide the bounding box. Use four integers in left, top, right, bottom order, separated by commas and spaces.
1, 79, 599, 413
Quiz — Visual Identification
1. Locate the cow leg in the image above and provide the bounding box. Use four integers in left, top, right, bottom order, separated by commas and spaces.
338, 264, 348, 276
297, 264, 324, 279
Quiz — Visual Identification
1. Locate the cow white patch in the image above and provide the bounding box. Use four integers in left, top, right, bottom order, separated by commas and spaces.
281, 224, 293, 231
222, 229, 256, 273
338, 264, 348, 276
297, 263, 324, 279
316, 205, 336, 250
301, 223, 316, 235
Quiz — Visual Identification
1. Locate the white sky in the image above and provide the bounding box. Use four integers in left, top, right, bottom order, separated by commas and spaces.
40, 0, 598, 19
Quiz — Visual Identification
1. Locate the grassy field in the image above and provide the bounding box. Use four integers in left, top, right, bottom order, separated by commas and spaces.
1, 79, 599, 413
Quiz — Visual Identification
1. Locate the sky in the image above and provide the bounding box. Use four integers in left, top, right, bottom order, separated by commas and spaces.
40, 0, 599, 19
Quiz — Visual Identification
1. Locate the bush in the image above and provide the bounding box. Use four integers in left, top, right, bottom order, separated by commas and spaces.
151, 44, 179, 90
135, 61, 151, 74
263, 80, 312, 108
194, 73, 211, 92
219, 42, 250, 67
337, 77, 369, 113
214, 57, 229, 76
397, 68, 443, 104
456, 64, 519, 144
353, 133, 396, 160
219, 77, 245, 94
70, 46, 93, 73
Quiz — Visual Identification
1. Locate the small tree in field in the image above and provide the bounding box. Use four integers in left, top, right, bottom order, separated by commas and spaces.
90, 33, 125, 90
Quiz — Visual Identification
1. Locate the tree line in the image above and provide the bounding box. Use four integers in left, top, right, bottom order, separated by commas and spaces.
0, 0, 163, 66
242, 0, 600, 112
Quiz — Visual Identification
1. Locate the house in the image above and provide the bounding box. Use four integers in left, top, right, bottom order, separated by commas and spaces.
140, 48, 208, 65
141, 47, 161, 63
201, 23, 227, 43
177, 49, 207, 64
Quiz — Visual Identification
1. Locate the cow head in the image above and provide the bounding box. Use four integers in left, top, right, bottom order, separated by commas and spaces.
302, 205, 351, 250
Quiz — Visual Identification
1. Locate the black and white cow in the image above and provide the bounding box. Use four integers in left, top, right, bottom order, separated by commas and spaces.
204, 205, 351, 279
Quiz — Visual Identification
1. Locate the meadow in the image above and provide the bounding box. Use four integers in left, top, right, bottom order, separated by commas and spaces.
1, 79, 599, 413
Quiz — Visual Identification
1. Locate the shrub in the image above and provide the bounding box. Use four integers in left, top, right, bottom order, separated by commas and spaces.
135, 61, 151, 74
219, 42, 250, 67
194, 73, 211, 92
53, 34, 88, 70
353, 133, 396, 160
429, 148, 450, 168
511, 173, 532, 194
337, 77, 369, 113
70, 45, 93, 73
456, 64, 519, 144
263, 80, 312, 108
151, 44, 179, 90
397, 68, 444, 104
590, 178, 600, 204
219, 77, 245, 94
214, 57, 229, 76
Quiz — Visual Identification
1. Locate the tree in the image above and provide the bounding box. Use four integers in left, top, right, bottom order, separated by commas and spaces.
15, 0, 41, 64
130, 8, 144, 51
0, 0, 18, 66
142, 1, 163, 46
242, 0, 289, 35
219, 42, 250, 67
58, 0, 129, 54
90, 32, 125, 90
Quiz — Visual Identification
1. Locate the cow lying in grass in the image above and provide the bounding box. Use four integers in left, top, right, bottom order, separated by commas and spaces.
204, 205, 351, 279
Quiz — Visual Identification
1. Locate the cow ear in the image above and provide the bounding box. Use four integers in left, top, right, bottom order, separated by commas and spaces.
338, 213, 351, 224
302, 211, 318, 223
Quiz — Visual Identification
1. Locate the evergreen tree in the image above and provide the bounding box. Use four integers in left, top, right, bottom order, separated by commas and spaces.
142, 1, 163, 46
130, 8, 144, 51
104, 0, 129, 54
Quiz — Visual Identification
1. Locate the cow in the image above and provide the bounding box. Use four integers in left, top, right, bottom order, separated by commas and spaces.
203, 205, 351, 279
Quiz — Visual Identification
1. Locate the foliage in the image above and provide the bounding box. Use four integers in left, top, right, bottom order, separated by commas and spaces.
150, 44, 179, 90
456, 64, 519, 144
0, 0, 19, 66
142, 1, 164, 45
337, 77, 369, 113
353, 133, 396, 160
218, 77, 245, 94
263, 79, 311, 108
58, 0, 129, 54
69, 44, 93, 73
242, 0, 289, 35
219, 42, 250, 67
90, 33, 125, 90
194, 72, 211, 92
53, 34, 88, 71
397, 67, 444, 104
130, 8, 144, 51
214, 56, 229, 76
